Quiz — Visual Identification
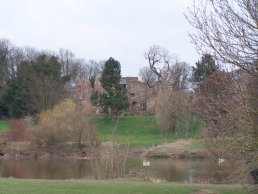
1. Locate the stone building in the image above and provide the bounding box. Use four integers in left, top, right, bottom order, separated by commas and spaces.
122, 77, 156, 113
70, 76, 157, 114
67, 78, 96, 114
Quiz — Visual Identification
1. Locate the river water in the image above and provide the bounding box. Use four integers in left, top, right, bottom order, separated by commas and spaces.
0, 158, 233, 183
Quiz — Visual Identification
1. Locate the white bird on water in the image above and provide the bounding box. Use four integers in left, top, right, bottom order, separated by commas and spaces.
218, 158, 225, 165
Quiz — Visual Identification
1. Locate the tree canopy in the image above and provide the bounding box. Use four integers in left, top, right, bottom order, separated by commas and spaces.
192, 54, 219, 90
187, 0, 258, 184
0, 39, 105, 118
186, 0, 257, 75
91, 57, 128, 116
1, 54, 66, 118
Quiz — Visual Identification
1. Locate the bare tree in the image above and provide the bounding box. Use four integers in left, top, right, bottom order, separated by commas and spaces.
144, 45, 193, 141
196, 71, 238, 137
22, 47, 39, 61
0, 39, 33, 88
194, 64, 258, 185
155, 88, 174, 141
186, 1, 258, 186
138, 66, 158, 88
155, 86, 192, 141
170, 62, 192, 90
8, 47, 25, 78
78, 59, 103, 88
0, 39, 16, 87
144, 45, 177, 82
144, 45, 191, 90
185, 0, 258, 75
58, 48, 79, 79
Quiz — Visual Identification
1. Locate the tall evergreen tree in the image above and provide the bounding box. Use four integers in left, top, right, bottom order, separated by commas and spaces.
192, 54, 219, 90
91, 57, 128, 115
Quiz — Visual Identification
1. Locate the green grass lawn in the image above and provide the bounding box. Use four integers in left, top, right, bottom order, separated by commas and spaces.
0, 120, 9, 132
94, 115, 201, 146
0, 178, 247, 194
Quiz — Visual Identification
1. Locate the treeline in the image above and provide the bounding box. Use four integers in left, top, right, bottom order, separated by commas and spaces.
0, 39, 102, 118
139, 45, 220, 140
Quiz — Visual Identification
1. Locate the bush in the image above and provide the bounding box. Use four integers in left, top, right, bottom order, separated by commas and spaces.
7, 119, 27, 141
32, 99, 98, 148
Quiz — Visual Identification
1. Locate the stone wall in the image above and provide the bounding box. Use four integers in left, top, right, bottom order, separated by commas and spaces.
71, 76, 157, 114
123, 77, 156, 113
69, 78, 97, 114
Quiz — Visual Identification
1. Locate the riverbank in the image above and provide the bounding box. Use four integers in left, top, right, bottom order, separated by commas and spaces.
0, 139, 207, 160
0, 178, 247, 194
0, 115, 204, 160
145, 140, 206, 159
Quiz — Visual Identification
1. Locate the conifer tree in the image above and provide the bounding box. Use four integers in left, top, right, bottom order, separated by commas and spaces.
91, 57, 128, 116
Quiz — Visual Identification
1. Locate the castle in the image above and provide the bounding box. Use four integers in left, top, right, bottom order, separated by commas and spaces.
68, 76, 157, 114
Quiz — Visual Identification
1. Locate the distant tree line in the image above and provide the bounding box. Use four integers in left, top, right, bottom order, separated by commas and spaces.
0, 39, 103, 118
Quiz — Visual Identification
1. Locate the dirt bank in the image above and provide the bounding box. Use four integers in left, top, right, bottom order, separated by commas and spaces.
0, 140, 207, 160
0, 141, 97, 159
145, 140, 206, 159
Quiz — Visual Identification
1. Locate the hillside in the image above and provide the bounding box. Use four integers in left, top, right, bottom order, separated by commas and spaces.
94, 115, 201, 146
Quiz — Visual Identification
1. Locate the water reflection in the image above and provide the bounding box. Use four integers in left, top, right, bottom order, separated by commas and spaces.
147, 159, 232, 183
0, 158, 234, 183
0, 159, 94, 179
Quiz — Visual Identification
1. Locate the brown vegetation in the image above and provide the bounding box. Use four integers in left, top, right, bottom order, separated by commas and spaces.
155, 87, 192, 140
32, 99, 98, 149
187, 0, 258, 186
144, 45, 193, 141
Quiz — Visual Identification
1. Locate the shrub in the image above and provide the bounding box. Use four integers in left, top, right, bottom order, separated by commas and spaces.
7, 119, 27, 141
32, 99, 98, 148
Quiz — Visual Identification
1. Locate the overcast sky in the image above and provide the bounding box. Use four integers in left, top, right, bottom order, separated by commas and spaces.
0, 0, 199, 76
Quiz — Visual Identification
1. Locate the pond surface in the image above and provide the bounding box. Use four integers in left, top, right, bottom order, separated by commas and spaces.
0, 158, 233, 183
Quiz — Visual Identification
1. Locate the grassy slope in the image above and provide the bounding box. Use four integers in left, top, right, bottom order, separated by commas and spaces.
0, 179, 247, 194
0, 120, 9, 132
95, 115, 201, 146
0, 115, 201, 146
